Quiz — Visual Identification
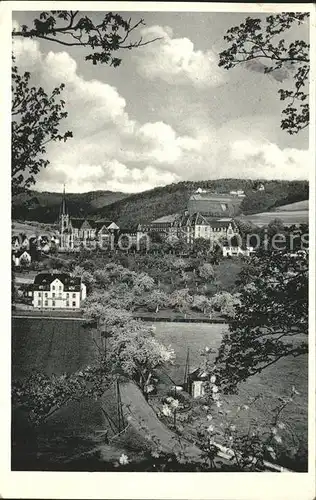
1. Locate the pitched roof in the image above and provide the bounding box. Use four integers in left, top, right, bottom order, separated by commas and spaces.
69, 218, 85, 229
13, 250, 31, 258
204, 217, 234, 228
68, 218, 117, 230
33, 273, 81, 291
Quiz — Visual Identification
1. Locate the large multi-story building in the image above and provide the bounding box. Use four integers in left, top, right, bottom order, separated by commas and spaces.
138, 214, 180, 235
59, 187, 119, 250
139, 212, 238, 244
172, 212, 238, 245
32, 273, 86, 309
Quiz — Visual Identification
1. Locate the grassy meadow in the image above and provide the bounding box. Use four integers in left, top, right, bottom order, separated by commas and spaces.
154, 322, 308, 468
12, 317, 308, 470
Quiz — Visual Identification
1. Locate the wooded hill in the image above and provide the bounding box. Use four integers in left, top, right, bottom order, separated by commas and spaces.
12, 179, 308, 228
12, 189, 129, 223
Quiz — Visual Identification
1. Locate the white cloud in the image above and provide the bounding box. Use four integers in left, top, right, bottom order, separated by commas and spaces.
134, 25, 225, 88
12, 35, 309, 194
230, 139, 309, 180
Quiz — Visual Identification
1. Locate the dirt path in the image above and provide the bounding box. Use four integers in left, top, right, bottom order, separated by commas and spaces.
119, 381, 203, 460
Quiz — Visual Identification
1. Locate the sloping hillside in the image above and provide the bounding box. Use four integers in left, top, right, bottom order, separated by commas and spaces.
12, 179, 309, 227
12, 190, 129, 223
12, 220, 57, 238
274, 200, 309, 211
93, 179, 309, 228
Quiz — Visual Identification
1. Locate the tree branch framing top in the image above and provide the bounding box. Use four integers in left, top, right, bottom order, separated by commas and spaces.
12, 10, 162, 67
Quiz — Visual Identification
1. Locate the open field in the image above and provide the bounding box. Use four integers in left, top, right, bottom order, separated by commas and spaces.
275, 200, 308, 212
11, 317, 107, 469
12, 317, 204, 468
12, 220, 56, 237
12, 318, 308, 469
242, 210, 308, 227
154, 322, 308, 465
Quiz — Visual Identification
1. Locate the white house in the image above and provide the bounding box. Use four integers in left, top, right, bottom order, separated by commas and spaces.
33, 273, 87, 309
12, 250, 32, 267
222, 246, 255, 257
12, 236, 20, 251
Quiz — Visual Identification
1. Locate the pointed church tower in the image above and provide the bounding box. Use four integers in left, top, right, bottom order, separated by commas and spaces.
59, 184, 70, 249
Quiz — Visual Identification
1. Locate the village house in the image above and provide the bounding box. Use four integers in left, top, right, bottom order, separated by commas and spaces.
12, 235, 21, 251
32, 273, 86, 309
222, 245, 255, 257
12, 250, 32, 267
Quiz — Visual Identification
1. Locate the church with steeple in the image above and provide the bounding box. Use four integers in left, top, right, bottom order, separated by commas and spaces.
58, 186, 119, 250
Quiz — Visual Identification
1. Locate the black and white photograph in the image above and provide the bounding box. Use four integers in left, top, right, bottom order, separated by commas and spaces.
2, 0, 316, 497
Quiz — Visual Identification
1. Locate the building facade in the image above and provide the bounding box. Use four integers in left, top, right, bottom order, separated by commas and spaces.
33, 273, 86, 309
58, 187, 119, 250
139, 212, 238, 245
12, 250, 32, 267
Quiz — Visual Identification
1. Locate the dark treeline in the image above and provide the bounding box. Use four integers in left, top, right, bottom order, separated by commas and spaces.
12, 179, 308, 226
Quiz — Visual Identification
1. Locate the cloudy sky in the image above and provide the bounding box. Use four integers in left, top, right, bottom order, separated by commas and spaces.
13, 10, 310, 193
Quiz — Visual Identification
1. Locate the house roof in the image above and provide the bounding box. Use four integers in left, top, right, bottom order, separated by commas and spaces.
69, 218, 86, 229
119, 228, 137, 235
173, 212, 235, 229
33, 273, 82, 291
68, 218, 117, 231
13, 250, 31, 258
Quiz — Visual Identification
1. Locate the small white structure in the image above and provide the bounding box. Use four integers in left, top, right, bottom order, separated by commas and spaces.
230, 190, 245, 197
12, 250, 32, 267
33, 272, 86, 309
191, 380, 205, 398
222, 246, 255, 257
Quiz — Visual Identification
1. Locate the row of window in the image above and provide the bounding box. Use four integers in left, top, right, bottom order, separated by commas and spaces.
37, 292, 77, 298
37, 300, 77, 307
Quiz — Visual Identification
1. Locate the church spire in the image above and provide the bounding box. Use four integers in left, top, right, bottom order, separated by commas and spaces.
61, 184, 67, 215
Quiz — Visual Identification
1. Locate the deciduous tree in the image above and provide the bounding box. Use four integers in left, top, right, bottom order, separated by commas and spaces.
215, 251, 308, 393
169, 289, 193, 314
11, 63, 72, 195
12, 11, 161, 67
143, 289, 169, 313
198, 262, 214, 281
108, 320, 175, 394
219, 13, 309, 134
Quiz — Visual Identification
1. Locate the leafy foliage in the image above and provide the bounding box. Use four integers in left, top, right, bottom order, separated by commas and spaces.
214, 250, 308, 393
12, 11, 161, 67
12, 362, 111, 426
107, 320, 175, 391
192, 295, 212, 314
11, 64, 72, 195
169, 289, 193, 313
198, 262, 215, 281
142, 290, 169, 313
209, 292, 241, 319
219, 13, 309, 134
